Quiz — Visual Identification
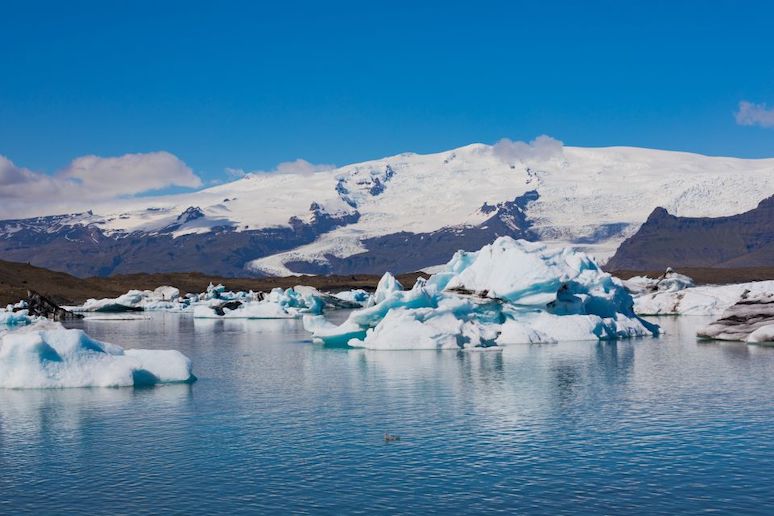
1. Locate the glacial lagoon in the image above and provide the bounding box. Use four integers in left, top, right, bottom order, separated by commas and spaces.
1, 313, 773, 514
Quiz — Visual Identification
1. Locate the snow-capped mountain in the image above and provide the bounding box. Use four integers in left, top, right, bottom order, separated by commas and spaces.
1, 143, 773, 277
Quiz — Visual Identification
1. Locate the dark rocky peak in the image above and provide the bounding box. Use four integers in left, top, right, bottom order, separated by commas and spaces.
479, 202, 497, 215
645, 206, 673, 222
177, 206, 205, 223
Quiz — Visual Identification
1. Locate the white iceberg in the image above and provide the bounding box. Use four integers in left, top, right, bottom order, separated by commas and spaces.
0, 321, 195, 389
73, 286, 188, 313
634, 280, 774, 316
0, 307, 32, 327
697, 291, 774, 342
192, 286, 325, 319
624, 268, 694, 295
331, 289, 372, 307
309, 237, 659, 350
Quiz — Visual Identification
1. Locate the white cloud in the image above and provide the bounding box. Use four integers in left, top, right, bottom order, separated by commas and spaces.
735, 100, 774, 128
228, 159, 336, 179
0, 151, 201, 218
492, 135, 564, 164
274, 159, 335, 175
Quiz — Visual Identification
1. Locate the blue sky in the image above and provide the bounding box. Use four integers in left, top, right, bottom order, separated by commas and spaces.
2, 0, 774, 184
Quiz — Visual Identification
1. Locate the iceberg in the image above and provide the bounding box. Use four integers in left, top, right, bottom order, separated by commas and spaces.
634, 280, 774, 316
698, 291, 774, 342
309, 237, 659, 350
74, 286, 188, 313
192, 286, 326, 319
624, 268, 694, 295
0, 321, 195, 389
0, 306, 32, 327
331, 289, 372, 307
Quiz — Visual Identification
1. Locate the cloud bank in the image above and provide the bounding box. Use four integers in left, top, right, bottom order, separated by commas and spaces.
492, 135, 564, 164
735, 101, 774, 128
0, 152, 201, 218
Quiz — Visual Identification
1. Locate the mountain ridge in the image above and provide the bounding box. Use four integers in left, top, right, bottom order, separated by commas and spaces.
607, 196, 774, 270
1, 143, 773, 277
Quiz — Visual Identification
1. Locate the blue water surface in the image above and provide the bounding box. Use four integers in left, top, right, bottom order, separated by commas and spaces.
1, 314, 773, 515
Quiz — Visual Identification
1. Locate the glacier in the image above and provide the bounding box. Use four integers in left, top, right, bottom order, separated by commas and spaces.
308, 237, 660, 350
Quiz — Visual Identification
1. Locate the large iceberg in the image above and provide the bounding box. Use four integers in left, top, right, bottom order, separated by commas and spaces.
308, 237, 659, 350
0, 321, 195, 389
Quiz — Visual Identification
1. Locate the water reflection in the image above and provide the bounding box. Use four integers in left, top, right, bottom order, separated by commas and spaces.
0, 313, 772, 514
0, 384, 193, 440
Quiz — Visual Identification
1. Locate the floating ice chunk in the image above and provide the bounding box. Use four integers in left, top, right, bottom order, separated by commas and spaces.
634, 280, 774, 316
0, 322, 195, 389
193, 286, 326, 319
74, 287, 190, 313
0, 308, 32, 327
624, 268, 694, 296
308, 237, 658, 350
698, 292, 774, 342
332, 289, 372, 307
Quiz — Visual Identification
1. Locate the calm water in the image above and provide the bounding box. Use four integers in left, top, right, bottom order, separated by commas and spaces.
1, 314, 773, 514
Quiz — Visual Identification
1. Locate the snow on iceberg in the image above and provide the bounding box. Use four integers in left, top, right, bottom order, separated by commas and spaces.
308, 237, 659, 350
0, 321, 195, 389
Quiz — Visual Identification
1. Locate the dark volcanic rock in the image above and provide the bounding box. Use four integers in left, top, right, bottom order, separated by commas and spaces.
607, 196, 774, 270
212, 300, 243, 316
20, 291, 83, 321
0, 209, 360, 278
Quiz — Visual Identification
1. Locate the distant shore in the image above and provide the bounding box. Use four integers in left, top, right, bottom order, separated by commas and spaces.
2, 257, 773, 307
0, 258, 426, 306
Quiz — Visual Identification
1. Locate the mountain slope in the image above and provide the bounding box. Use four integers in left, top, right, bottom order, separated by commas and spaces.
1, 143, 773, 277
606, 196, 774, 270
